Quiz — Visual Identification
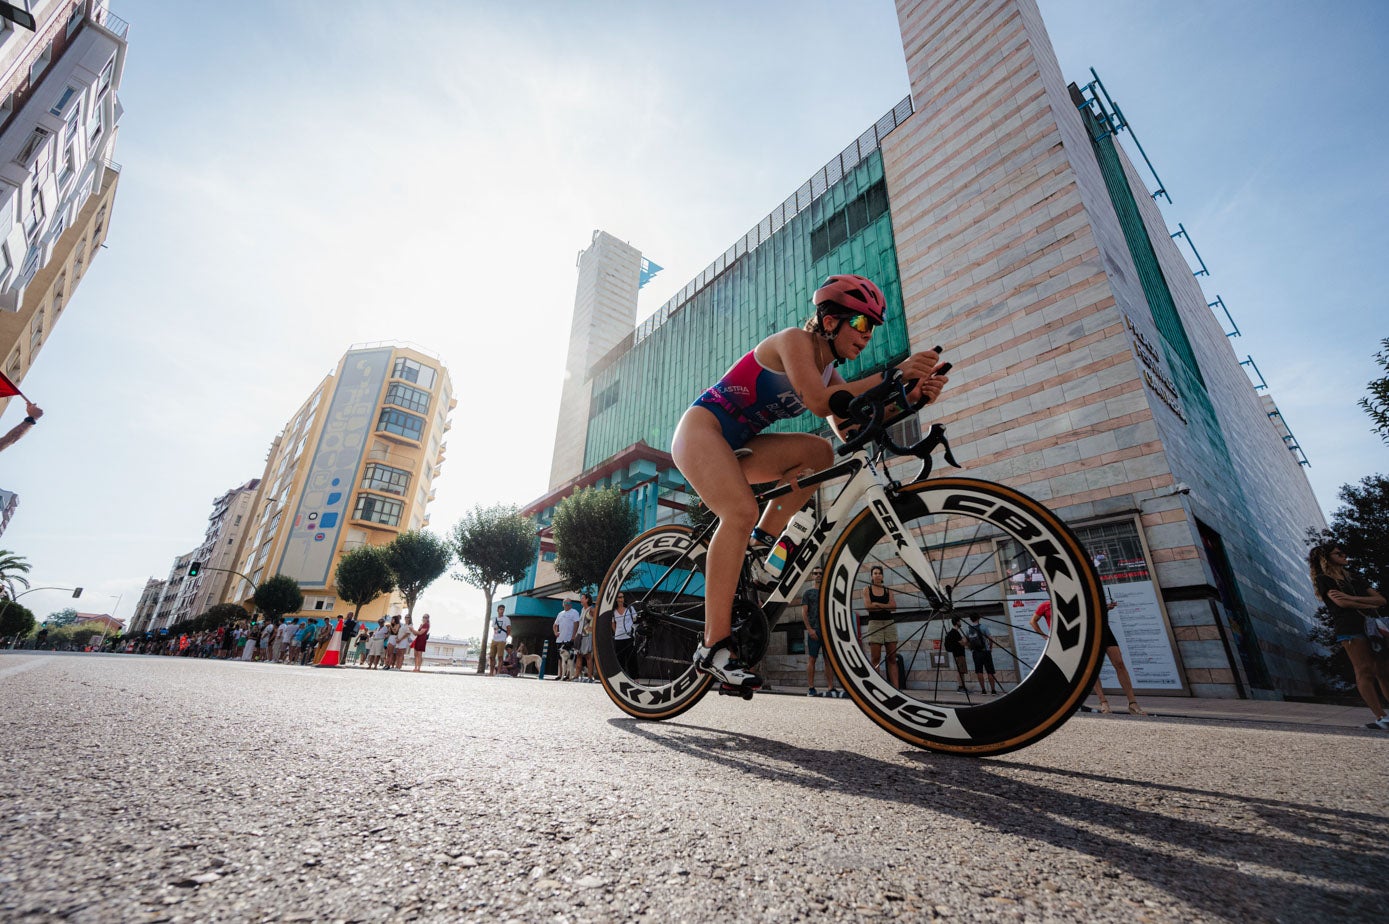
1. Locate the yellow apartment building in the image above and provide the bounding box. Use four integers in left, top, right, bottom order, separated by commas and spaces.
229, 343, 454, 622
0, 161, 118, 416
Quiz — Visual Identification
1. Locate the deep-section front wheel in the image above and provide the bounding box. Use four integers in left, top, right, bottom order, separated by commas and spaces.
819, 477, 1106, 756
596, 525, 713, 721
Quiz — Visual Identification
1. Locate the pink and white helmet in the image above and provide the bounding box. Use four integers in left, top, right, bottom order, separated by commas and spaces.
812, 274, 887, 324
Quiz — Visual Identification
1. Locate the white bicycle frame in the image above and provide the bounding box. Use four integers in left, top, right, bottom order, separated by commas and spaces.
756, 448, 946, 613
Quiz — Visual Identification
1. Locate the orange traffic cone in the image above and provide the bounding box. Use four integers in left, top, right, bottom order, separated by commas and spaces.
316, 618, 344, 668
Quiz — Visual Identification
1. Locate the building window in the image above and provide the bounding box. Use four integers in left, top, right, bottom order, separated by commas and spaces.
50, 86, 78, 116
0, 243, 10, 284
29, 43, 52, 85
376, 408, 424, 441
57, 145, 75, 189
392, 357, 436, 390
66, 5, 83, 37
362, 463, 411, 496
98, 55, 115, 96
385, 382, 431, 415
14, 127, 51, 165
353, 494, 403, 527
310, 597, 337, 611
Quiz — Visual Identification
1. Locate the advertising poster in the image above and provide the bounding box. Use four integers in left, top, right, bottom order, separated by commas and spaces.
1003, 519, 1184, 691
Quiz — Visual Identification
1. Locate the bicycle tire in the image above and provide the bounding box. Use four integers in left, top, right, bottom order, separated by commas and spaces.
595, 524, 714, 721
819, 477, 1105, 756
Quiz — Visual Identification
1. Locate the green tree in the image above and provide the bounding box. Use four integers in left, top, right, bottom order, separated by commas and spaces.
384, 530, 452, 621
0, 601, 35, 641
199, 602, 251, 629
0, 549, 32, 600
551, 486, 639, 594
1306, 474, 1389, 692
46, 607, 78, 628
1359, 337, 1389, 445
334, 545, 396, 613
449, 504, 538, 674
252, 574, 304, 621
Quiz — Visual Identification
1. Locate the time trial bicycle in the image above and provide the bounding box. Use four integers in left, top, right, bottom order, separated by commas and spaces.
594, 367, 1106, 756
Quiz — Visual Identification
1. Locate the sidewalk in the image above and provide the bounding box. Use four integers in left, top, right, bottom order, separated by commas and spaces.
759, 681, 1375, 730
1077, 694, 1374, 730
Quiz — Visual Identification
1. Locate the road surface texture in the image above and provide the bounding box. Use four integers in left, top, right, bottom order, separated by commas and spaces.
2, 652, 1385, 922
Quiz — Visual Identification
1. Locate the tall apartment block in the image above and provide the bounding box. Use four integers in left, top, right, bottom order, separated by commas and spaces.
0, 1, 126, 417
529, 0, 1326, 697
230, 344, 454, 621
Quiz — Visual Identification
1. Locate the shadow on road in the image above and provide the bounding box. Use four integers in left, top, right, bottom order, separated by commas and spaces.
611, 718, 1388, 920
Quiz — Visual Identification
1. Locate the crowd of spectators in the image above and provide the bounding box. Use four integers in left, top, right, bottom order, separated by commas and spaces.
111, 613, 432, 670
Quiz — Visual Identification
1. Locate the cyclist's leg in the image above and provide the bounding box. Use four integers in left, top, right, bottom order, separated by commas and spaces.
672, 409, 759, 649
739, 432, 834, 538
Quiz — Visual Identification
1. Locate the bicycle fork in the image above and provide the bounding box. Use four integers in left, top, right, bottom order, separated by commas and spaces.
862, 482, 949, 607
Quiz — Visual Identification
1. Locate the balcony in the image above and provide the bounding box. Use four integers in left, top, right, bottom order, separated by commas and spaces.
92, 7, 131, 41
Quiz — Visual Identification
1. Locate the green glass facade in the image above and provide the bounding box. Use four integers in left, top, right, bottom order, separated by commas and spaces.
583, 150, 910, 467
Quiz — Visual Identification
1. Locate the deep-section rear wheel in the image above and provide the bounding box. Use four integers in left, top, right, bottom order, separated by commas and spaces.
819, 477, 1106, 755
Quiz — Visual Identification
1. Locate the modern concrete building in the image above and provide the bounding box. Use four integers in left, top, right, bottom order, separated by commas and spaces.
231, 343, 454, 622
162, 478, 261, 627
125, 576, 163, 635
523, 0, 1326, 698
0, 487, 16, 537
0, 1, 126, 418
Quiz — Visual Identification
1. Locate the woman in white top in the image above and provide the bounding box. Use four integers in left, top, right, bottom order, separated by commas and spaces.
612, 592, 638, 679
367, 621, 390, 670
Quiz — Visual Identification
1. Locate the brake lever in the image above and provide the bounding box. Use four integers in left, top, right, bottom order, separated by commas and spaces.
911, 423, 963, 482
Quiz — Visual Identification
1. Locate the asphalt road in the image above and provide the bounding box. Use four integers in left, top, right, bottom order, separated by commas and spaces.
2, 652, 1386, 923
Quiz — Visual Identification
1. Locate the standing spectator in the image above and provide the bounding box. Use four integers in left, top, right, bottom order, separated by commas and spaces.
240, 623, 258, 661
273, 618, 294, 663
215, 626, 231, 660
965, 614, 1001, 694
392, 615, 416, 670
1032, 599, 1146, 714
575, 592, 596, 682
612, 592, 638, 679
411, 614, 431, 672
353, 624, 371, 665
1309, 542, 1389, 729
289, 619, 310, 665
802, 567, 841, 698
311, 618, 333, 665
943, 616, 969, 693
489, 605, 511, 676
368, 619, 390, 669
339, 612, 359, 664
862, 565, 899, 689
381, 614, 403, 671
553, 599, 582, 680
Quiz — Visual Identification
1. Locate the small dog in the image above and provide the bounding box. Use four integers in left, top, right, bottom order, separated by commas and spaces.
518, 652, 542, 675
557, 645, 578, 680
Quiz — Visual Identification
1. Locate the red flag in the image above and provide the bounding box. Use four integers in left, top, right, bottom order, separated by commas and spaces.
0, 370, 21, 399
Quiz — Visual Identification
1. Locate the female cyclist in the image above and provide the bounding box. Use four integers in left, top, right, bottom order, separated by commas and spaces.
671, 274, 949, 688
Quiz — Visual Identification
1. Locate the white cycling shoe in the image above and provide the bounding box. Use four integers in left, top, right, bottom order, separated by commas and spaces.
693, 638, 762, 689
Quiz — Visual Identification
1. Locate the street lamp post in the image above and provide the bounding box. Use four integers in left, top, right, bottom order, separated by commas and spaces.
2, 585, 83, 648
96, 592, 124, 651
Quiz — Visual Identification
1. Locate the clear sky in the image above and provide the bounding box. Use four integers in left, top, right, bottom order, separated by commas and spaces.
3, 0, 1385, 640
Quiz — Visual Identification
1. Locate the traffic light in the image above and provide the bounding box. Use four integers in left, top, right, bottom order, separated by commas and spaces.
188, 562, 202, 577
72, 587, 83, 598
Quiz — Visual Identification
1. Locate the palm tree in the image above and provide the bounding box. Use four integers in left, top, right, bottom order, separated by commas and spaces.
0, 550, 32, 601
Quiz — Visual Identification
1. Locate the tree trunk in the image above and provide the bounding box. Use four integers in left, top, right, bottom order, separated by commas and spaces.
476, 585, 495, 674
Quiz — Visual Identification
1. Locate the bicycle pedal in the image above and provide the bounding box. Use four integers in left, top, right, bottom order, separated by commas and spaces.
717, 683, 755, 701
